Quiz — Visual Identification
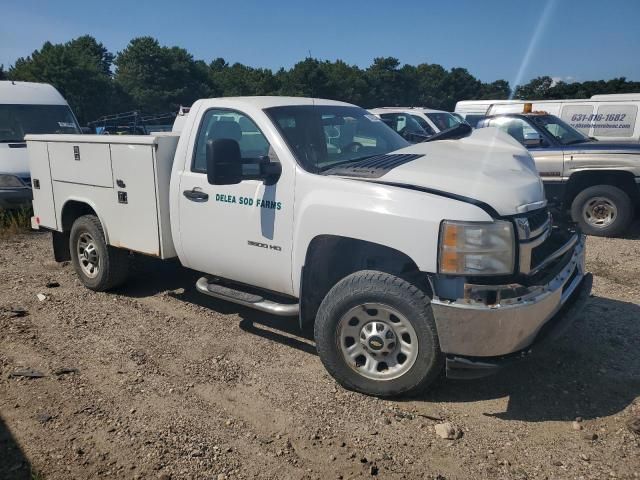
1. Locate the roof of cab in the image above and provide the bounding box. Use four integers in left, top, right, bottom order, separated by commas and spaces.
195, 96, 355, 110
369, 107, 448, 114
0, 81, 69, 105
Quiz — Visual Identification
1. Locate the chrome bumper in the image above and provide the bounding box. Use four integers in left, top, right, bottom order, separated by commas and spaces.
431, 234, 589, 357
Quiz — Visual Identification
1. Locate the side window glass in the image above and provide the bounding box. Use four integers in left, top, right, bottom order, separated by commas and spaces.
411, 115, 436, 135
192, 109, 270, 172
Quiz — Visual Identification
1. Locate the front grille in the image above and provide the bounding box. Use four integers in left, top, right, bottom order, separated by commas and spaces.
527, 207, 550, 232
530, 227, 574, 271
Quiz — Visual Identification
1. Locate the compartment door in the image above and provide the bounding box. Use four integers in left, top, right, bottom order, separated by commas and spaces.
109, 144, 160, 256
27, 141, 57, 229
49, 142, 113, 187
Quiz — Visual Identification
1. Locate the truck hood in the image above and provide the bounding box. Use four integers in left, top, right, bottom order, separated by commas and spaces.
378, 128, 545, 216
0, 143, 30, 177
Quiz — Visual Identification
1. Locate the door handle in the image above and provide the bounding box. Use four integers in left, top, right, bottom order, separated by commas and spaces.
183, 188, 209, 202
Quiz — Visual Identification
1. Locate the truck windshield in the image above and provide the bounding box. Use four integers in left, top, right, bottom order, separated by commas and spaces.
0, 104, 80, 142
265, 105, 409, 172
530, 115, 589, 145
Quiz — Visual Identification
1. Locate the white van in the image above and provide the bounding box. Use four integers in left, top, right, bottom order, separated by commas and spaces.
455, 94, 640, 142
0, 81, 80, 208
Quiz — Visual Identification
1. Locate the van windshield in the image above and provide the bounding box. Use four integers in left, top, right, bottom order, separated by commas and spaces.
0, 104, 80, 142
265, 105, 409, 172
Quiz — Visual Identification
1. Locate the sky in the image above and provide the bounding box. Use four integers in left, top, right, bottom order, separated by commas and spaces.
1, 0, 639, 86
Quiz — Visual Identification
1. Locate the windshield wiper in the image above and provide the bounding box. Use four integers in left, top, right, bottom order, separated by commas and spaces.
423, 122, 472, 142
0, 139, 25, 143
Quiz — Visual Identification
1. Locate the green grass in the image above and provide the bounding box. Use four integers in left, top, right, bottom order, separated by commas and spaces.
0, 206, 33, 237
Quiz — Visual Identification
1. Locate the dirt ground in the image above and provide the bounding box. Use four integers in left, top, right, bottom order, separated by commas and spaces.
1, 227, 639, 480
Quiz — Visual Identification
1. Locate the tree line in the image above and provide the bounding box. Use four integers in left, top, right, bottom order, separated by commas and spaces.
2, 35, 639, 124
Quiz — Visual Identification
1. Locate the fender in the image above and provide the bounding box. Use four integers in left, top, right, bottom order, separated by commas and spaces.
290, 172, 492, 296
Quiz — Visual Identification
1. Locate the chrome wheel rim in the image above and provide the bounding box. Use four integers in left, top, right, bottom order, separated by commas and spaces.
583, 196, 617, 228
77, 232, 100, 278
337, 303, 418, 381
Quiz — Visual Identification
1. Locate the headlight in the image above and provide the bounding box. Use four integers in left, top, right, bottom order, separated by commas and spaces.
0, 174, 25, 188
439, 220, 515, 275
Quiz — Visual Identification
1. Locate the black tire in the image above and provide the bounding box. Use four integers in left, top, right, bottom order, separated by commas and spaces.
314, 270, 443, 397
69, 214, 129, 291
570, 185, 633, 237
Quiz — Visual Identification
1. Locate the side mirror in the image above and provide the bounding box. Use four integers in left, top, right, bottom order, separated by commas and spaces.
523, 131, 543, 147
206, 139, 242, 185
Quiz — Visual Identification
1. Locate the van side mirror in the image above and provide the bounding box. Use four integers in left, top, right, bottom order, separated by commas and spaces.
523, 131, 543, 147
206, 139, 242, 185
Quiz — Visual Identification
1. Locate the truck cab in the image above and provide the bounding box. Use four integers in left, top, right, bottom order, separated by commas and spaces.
477, 107, 640, 236
27, 96, 592, 398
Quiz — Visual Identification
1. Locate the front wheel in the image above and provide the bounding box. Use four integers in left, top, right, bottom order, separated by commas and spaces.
314, 271, 443, 397
570, 185, 633, 237
69, 214, 129, 291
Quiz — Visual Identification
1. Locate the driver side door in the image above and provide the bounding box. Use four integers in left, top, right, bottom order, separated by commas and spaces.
178, 108, 295, 295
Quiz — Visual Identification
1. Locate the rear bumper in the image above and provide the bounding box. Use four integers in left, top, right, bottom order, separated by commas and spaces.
431, 234, 589, 359
0, 187, 32, 209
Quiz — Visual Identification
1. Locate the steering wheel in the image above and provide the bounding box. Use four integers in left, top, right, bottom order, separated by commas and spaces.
341, 141, 363, 153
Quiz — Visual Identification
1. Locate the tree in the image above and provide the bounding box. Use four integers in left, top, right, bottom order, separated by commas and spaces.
513, 76, 554, 99
114, 37, 212, 113
0, 65, 6, 80
8, 36, 116, 123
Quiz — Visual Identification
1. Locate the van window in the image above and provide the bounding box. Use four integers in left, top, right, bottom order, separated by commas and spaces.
560, 105, 594, 135
0, 104, 79, 142
192, 109, 270, 173
593, 104, 637, 138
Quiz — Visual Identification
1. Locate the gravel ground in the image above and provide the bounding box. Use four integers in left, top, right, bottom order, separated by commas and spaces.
0, 227, 639, 480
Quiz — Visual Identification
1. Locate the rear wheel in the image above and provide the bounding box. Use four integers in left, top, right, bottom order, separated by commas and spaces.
314, 271, 443, 397
69, 215, 129, 291
570, 185, 633, 237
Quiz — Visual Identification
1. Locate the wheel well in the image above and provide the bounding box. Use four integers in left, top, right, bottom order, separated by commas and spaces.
565, 171, 638, 205
51, 201, 99, 262
299, 235, 424, 329
61, 201, 97, 232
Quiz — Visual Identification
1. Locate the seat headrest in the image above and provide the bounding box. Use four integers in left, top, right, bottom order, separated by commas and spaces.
209, 121, 242, 142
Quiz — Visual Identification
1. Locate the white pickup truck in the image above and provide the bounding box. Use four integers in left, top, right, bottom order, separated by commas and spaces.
27, 96, 592, 397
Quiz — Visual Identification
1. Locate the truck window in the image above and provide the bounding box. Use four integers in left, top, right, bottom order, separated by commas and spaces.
0, 104, 79, 142
529, 115, 589, 145
463, 114, 486, 128
192, 109, 270, 173
560, 105, 594, 135
592, 104, 637, 138
487, 117, 539, 145
410, 115, 436, 135
425, 112, 460, 131
266, 105, 408, 172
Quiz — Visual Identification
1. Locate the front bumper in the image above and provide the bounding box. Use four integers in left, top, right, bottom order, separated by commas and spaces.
430, 234, 590, 360
0, 187, 32, 209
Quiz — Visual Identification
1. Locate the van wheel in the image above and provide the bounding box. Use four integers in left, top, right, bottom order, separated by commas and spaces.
69, 214, 129, 291
570, 185, 633, 237
314, 270, 443, 397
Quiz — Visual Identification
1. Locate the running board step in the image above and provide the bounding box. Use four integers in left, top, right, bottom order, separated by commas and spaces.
195, 277, 299, 317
